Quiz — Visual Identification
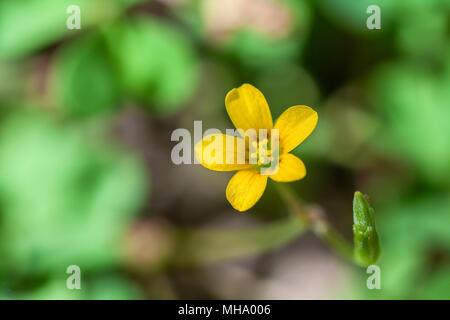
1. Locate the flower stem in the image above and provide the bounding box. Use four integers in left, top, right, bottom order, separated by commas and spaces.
275, 183, 354, 263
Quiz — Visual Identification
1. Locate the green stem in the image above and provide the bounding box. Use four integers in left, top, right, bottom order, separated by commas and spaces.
276, 183, 354, 263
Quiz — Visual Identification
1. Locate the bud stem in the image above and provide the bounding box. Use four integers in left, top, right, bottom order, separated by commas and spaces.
276, 183, 357, 265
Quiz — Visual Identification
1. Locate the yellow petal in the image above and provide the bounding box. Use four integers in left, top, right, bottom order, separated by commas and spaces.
269, 153, 306, 182
195, 134, 253, 171
225, 84, 273, 133
274, 105, 318, 153
226, 170, 268, 212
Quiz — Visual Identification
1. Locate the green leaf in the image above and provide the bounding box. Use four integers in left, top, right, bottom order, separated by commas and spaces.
395, 4, 449, 59
14, 274, 141, 299
104, 17, 200, 114
51, 34, 120, 116
225, 0, 311, 68
0, 110, 147, 273
360, 195, 450, 299
369, 61, 450, 185
317, 0, 392, 34
418, 268, 450, 300
227, 30, 300, 68
88, 275, 142, 300
0, 0, 132, 61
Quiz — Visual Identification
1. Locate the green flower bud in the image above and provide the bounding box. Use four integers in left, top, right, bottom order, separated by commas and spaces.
352, 191, 381, 267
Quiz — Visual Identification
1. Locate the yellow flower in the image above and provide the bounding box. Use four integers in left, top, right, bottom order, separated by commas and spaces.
195, 84, 318, 212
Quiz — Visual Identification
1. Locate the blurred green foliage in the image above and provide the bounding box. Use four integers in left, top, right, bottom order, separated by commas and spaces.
52, 16, 199, 116
0, 111, 147, 298
52, 34, 120, 116
3, 274, 142, 300
104, 17, 199, 112
359, 195, 450, 299
173, 216, 306, 267
0, 0, 135, 60
226, 0, 311, 68
369, 60, 450, 185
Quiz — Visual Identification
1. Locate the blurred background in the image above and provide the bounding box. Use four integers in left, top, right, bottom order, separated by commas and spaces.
0, 0, 449, 299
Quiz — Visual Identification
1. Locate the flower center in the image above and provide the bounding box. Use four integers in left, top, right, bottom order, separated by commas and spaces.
249, 138, 278, 170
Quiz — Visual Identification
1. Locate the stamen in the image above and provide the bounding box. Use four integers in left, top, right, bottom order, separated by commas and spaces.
249, 138, 277, 169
